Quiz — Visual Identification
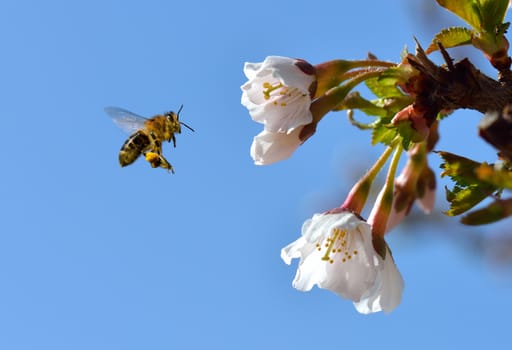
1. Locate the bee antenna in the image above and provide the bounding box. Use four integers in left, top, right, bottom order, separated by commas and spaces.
180, 121, 195, 132
177, 104, 184, 117
176, 104, 194, 132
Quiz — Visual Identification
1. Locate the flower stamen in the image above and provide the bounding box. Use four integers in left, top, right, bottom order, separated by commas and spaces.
320, 227, 358, 264
262, 82, 284, 100
262, 82, 308, 108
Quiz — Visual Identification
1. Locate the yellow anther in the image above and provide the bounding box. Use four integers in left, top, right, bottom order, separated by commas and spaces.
262, 82, 284, 100
318, 227, 359, 264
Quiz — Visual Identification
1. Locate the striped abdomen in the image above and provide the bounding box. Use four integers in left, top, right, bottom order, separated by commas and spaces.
119, 131, 151, 167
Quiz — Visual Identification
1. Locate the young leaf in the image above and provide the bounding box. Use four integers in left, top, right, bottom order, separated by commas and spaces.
478, 0, 509, 33
444, 184, 494, 216
475, 163, 512, 189
438, 151, 501, 216
335, 91, 388, 117
426, 27, 473, 54
364, 68, 406, 99
461, 198, 512, 225
436, 0, 481, 30
437, 151, 485, 185
436, 0, 509, 33
393, 118, 420, 150
371, 119, 397, 146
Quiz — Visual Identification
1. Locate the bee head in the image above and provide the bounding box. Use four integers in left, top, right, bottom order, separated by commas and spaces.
164, 110, 181, 133
172, 105, 194, 133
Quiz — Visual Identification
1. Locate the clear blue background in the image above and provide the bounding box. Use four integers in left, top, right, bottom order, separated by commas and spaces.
1, 1, 511, 349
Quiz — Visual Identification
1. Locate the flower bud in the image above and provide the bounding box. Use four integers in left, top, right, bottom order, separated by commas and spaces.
392, 104, 430, 143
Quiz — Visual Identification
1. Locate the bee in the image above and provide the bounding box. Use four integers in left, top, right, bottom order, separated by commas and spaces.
105, 105, 194, 173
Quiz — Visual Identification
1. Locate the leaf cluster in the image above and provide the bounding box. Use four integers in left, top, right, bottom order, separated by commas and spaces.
438, 151, 512, 224
429, 0, 510, 57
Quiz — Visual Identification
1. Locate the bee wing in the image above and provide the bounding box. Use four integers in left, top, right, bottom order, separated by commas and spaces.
105, 106, 148, 134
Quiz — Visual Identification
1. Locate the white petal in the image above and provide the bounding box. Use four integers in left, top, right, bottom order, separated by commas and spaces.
261, 56, 315, 92
281, 236, 308, 265
241, 74, 276, 107
243, 61, 264, 81
250, 129, 302, 165
354, 248, 404, 314
319, 240, 378, 300
242, 76, 312, 133
257, 94, 312, 133
241, 56, 314, 133
302, 212, 369, 243
291, 245, 328, 292
281, 236, 327, 292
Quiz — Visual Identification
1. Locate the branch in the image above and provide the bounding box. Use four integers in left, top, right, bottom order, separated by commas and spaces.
404, 43, 512, 160
406, 43, 512, 116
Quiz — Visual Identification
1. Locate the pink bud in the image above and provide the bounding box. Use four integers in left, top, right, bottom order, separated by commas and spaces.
392, 105, 430, 142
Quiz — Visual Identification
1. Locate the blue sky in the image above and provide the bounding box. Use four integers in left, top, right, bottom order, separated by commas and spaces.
1, 0, 512, 349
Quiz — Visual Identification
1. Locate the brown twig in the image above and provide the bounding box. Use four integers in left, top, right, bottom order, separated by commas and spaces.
407, 44, 512, 114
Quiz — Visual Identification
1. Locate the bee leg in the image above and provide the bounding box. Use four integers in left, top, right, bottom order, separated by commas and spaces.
145, 152, 174, 173
159, 155, 175, 174
153, 142, 165, 158
145, 152, 162, 168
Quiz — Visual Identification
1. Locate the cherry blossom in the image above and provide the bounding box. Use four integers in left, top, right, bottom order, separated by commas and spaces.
281, 210, 403, 313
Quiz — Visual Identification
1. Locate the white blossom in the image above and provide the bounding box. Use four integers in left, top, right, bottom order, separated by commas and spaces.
241, 56, 315, 133
242, 56, 316, 165
250, 128, 302, 165
281, 211, 403, 313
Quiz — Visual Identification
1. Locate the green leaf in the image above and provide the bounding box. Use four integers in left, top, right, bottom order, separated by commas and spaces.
475, 163, 512, 189
437, 151, 499, 216
371, 119, 397, 146
436, 0, 509, 32
393, 119, 420, 150
461, 198, 512, 225
444, 184, 494, 216
336, 92, 388, 117
437, 151, 485, 185
426, 27, 473, 54
364, 68, 406, 99
436, 0, 481, 29
478, 0, 509, 32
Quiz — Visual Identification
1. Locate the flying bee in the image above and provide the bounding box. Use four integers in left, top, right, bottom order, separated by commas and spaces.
105, 105, 194, 173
